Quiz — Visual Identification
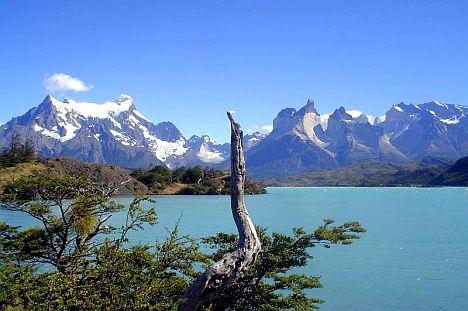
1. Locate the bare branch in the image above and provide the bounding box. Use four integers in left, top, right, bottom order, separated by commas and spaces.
178, 112, 261, 310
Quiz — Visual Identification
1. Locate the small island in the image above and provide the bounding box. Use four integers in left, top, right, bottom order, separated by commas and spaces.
131, 165, 266, 195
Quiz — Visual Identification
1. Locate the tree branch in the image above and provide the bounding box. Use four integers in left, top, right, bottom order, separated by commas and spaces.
178, 111, 261, 311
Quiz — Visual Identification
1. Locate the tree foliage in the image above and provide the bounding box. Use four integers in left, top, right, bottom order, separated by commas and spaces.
0, 173, 365, 310
202, 224, 365, 310
0, 134, 36, 168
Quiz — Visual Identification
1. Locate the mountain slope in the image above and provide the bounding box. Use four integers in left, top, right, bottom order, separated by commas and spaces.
0, 157, 146, 195
430, 156, 468, 186
0, 95, 229, 169
265, 158, 453, 187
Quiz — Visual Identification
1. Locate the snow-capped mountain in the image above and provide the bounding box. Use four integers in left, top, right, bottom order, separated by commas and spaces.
187, 135, 230, 163
243, 132, 267, 150
244, 99, 468, 179
0, 95, 229, 168
2, 95, 467, 179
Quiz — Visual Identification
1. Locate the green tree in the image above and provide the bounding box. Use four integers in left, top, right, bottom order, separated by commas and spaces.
0, 173, 198, 309
171, 166, 187, 183
0, 173, 365, 310
182, 166, 204, 184
202, 222, 365, 310
0, 134, 36, 168
0, 173, 158, 271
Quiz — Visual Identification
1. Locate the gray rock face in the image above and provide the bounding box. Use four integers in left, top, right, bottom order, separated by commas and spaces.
244, 100, 337, 179
380, 101, 468, 160
324, 107, 407, 165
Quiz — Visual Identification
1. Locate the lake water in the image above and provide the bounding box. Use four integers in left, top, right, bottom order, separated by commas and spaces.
2, 187, 467, 310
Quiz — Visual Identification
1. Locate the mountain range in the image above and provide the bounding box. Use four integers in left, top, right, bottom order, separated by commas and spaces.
1, 95, 467, 179
245, 99, 468, 178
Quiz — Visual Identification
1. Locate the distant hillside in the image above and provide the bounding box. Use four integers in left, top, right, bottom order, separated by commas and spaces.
40, 157, 147, 195
430, 156, 468, 186
0, 157, 147, 196
264, 158, 454, 187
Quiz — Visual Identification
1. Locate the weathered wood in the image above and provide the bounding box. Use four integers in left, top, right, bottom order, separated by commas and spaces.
178, 112, 261, 311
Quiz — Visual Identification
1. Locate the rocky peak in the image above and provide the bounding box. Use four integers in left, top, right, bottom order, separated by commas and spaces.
330, 107, 353, 121
417, 101, 467, 123
272, 108, 298, 133
44, 94, 54, 103
275, 107, 296, 119
297, 99, 318, 115
186, 134, 229, 164
188, 135, 201, 144
373, 115, 385, 124
188, 135, 214, 145
326, 107, 353, 139
384, 102, 419, 123
116, 94, 133, 104
273, 99, 323, 135
355, 114, 370, 124
151, 121, 184, 142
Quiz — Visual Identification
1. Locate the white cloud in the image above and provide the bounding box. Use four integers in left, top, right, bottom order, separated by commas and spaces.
43, 73, 93, 93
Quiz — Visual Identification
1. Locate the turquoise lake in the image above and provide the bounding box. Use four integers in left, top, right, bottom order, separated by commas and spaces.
2, 187, 467, 310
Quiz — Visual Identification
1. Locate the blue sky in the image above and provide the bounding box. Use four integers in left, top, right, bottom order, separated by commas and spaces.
1, 0, 467, 142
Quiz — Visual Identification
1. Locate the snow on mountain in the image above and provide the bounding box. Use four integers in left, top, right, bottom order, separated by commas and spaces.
187, 135, 229, 163
417, 101, 467, 125
55, 94, 134, 119
346, 110, 363, 119
243, 132, 267, 150
3, 95, 468, 179
0, 95, 229, 169
319, 114, 330, 130
246, 99, 468, 179
31, 94, 137, 143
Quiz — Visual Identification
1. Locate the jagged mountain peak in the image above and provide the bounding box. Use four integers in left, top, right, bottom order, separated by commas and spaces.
393, 102, 419, 113
276, 107, 297, 118
330, 106, 353, 120
41, 94, 136, 120
384, 102, 419, 124
44, 94, 54, 103
297, 99, 318, 115
188, 134, 217, 144
273, 99, 322, 134
116, 94, 133, 104
417, 101, 467, 125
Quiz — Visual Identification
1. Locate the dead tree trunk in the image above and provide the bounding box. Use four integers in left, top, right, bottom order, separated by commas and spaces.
178, 112, 261, 311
